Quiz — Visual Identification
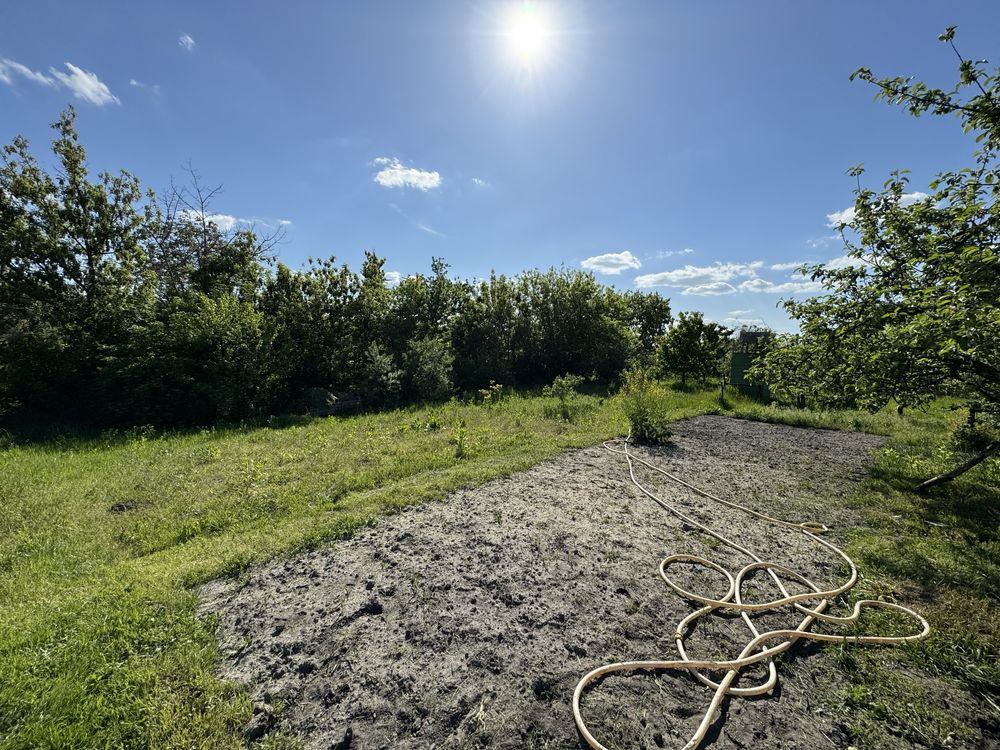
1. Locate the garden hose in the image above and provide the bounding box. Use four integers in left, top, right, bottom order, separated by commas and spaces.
571, 436, 930, 750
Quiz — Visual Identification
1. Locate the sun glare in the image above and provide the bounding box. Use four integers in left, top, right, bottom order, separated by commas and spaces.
504, 4, 552, 67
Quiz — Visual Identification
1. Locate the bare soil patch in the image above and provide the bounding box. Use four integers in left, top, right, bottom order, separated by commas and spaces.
200, 416, 953, 748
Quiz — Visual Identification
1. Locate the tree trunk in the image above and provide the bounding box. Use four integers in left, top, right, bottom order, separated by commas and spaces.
914, 441, 1000, 493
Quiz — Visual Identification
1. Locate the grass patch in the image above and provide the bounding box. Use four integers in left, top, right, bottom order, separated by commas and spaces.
0, 387, 995, 748
820, 402, 1000, 748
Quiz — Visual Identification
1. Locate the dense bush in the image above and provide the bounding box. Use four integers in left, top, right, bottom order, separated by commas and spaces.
621, 368, 674, 444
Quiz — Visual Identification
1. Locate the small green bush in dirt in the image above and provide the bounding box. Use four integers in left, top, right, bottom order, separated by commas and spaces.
542, 374, 585, 421
621, 368, 673, 444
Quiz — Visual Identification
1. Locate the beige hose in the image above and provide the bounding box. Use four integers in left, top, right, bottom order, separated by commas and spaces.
572, 436, 930, 750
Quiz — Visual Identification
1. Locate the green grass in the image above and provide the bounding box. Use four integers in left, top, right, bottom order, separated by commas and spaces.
824, 405, 1000, 749
0, 387, 996, 748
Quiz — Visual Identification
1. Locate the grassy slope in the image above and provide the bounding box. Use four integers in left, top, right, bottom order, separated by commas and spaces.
0, 389, 996, 748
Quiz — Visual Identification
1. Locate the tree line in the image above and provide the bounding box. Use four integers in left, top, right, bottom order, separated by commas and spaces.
1, 110, 695, 426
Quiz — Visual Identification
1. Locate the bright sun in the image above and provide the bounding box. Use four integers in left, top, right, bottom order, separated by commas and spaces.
504, 4, 552, 67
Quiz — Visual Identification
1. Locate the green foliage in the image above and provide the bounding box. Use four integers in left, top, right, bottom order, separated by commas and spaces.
403, 336, 454, 402
357, 343, 402, 407
657, 311, 732, 387
620, 368, 674, 444
477, 381, 506, 406
756, 27, 1000, 483
542, 373, 584, 421
0, 114, 672, 426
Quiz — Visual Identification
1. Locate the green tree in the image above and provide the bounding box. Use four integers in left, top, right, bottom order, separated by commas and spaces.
755, 26, 1000, 489
403, 335, 455, 402
451, 272, 521, 389
0, 108, 155, 420
623, 290, 672, 364
658, 312, 731, 387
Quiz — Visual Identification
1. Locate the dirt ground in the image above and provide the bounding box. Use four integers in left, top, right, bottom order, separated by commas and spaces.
199, 416, 959, 749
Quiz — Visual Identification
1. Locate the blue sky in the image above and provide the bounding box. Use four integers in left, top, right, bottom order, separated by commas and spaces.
2, 1, 997, 330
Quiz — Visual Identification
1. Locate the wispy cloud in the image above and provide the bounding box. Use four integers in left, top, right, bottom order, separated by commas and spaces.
179, 33, 196, 52
806, 234, 839, 248
389, 203, 445, 236
471, 177, 489, 187
823, 254, 871, 270
278, 219, 293, 227
0, 58, 57, 87
415, 221, 444, 236
738, 278, 825, 294
581, 250, 641, 275
1, 58, 118, 106
728, 309, 753, 317
129, 78, 161, 97
654, 248, 694, 259
826, 191, 930, 228
724, 316, 765, 327
48, 63, 120, 106
769, 261, 805, 271
373, 157, 441, 191
681, 281, 737, 296
634, 261, 762, 289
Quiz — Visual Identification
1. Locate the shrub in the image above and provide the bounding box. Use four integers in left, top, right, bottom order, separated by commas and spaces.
621, 368, 673, 444
404, 336, 454, 402
542, 373, 585, 421
359, 343, 402, 407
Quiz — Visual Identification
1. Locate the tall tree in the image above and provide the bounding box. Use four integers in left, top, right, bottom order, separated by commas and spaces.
755, 26, 1000, 488
658, 312, 731, 387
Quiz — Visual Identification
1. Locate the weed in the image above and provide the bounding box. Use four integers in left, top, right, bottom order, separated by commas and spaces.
620, 368, 673, 444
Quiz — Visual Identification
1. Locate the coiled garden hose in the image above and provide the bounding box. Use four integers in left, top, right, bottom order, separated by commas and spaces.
571, 436, 930, 750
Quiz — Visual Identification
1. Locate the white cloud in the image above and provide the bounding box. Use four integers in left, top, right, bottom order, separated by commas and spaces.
826, 191, 930, 228
129, 78, 161, 96
389, 202, 444, 236
415, 221, 444, 236
655, 248, 694, 259
769, 261, 805, 271
634, 261, 762, 288
681, 282, 738, 296
49, 63, 119, 106
384, 271, 402, 287
179, 33, 196, 51
724, 316, 765, 327
824, 254, 871, 270
826, 206, 856, 228
278, 219, 293, 226
739, 278, 825, 294
806, 234, 839, 248
471, 177, 489, 187
372, 157, 441, 190
0, 58, 57, 87
728, 309, 753, 317
2, 58, 119, 106
178, 210, 247, 232
581, 250, 642, 275
900, 191, 930, 206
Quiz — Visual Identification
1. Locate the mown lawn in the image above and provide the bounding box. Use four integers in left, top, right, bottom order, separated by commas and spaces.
0, 388, 996, 749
